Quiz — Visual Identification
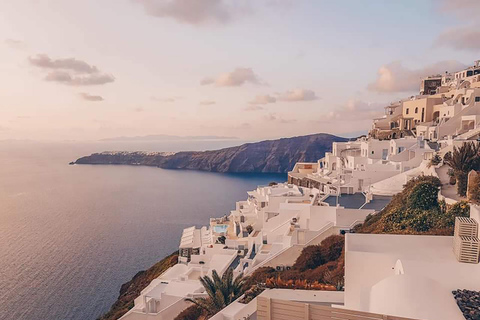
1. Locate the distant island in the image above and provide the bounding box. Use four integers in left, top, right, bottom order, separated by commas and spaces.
73, 133, 348, 173
99, 134, 238, 142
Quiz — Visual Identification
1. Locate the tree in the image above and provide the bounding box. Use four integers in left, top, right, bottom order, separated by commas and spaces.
427, 154, 442, 168
217, 235, 226, 244
186, 268, 247, 316
444, 142, 480, 196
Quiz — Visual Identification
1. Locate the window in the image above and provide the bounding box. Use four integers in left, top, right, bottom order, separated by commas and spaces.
382, 149, 388, 160
406, 108, 409, 114
371, 151, 374, 155
415, 107, 418, 113
476, 97, 480, 102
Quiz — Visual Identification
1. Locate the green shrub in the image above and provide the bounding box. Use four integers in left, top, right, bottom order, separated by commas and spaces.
438, 201, 470, 229
174, 305, 203, 320
293, 235, 343, 271
428, 154, 442, 167
406, 181, 439, 210
468, 174, 480, 204
293, 245, 325, 271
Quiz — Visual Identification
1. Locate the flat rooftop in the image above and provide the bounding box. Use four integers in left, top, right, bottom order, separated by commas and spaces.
325, 193, 391, 211
345, 233, 480, 320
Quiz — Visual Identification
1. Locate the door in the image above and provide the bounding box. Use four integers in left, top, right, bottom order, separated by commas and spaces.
358, 179, 364, 191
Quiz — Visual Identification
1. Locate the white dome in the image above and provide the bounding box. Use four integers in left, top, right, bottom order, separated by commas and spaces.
369, 274, 462, 320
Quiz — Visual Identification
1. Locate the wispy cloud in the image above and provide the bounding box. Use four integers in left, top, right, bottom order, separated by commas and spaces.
151, 96, 182, 102
247, 90, 318, 107
249, 94, 276, 105
264, 113, 296, 123
134, 0, 249, 25
367, 60, 465, 93
435, 25, 480, 51
201, 68, 262, 87
79, 92, 104, 101
244, 105, 264, 111
199, 100, 216, 105
29, 54, 115, 86
323, 99, 385, 122
278, 89, 318, 102
4, 38, 26, 50
439, 0, 480, 18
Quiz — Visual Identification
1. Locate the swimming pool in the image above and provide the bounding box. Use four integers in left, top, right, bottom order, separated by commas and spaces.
213, 224, 228, 234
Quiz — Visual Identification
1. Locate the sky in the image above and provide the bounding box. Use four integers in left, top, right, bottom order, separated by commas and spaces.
0, 0, 479, 141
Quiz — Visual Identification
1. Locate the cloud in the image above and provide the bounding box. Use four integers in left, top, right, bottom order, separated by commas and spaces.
249, 94, 276, 105
30, 54, 99, 74
244, 105, 264, 111
151, 96, 181, 102
134, 0, 247, 25
278, 89, 318, 102
45, 71, 115, 86
29, 54, 115, 86
264, 113, 296, 123
135, 107, 144, 112
5, 38, 26, 49
439, 0, 480, 18
79, 92, 104, 101
201, 68, 262, 87
199, 100, 216, 105
435, 25, 480, 51
324, 99, 385, 121
367, 60, 466, 93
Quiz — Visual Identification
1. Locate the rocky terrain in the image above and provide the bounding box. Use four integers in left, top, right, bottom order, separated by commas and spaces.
98, 251, 178, 320
452, 289, 480, 320
74, 133, 348, 173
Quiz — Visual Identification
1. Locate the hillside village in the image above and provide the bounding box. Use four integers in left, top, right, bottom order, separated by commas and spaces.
109, 60, 480, 320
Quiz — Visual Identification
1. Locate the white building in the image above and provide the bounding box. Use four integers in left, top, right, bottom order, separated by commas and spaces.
343, 206, 480, 320
121, 182, 384, 320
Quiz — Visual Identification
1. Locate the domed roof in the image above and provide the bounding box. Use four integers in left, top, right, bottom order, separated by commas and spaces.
369, 274, 462, 320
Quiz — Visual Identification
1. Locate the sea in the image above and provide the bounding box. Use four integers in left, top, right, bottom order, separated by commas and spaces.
0, 140, 286, 320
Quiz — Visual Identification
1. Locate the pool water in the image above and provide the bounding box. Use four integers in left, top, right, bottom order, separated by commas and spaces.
213, 225, 228, 233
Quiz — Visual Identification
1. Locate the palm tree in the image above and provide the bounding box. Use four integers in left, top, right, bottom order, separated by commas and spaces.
444, 142, 480, 196
186, 268, 247, 316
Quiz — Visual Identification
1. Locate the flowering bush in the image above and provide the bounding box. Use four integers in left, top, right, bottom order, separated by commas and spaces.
265, 277, 336, 291
239, 284, 265, 304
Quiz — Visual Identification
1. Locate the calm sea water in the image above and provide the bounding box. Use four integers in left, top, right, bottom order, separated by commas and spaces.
0, 140, 285, 320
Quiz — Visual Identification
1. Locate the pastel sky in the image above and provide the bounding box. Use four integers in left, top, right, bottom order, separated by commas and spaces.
0, 0, 479, 141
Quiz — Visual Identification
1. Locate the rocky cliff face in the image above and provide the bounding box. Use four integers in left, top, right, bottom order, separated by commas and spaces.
97, 252, 178, 320
75, 133, 348, 173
